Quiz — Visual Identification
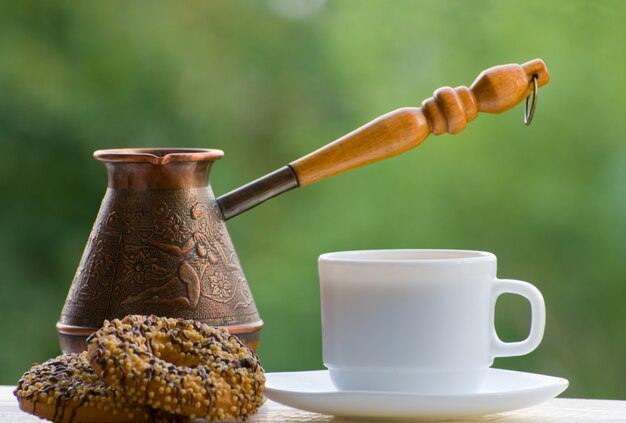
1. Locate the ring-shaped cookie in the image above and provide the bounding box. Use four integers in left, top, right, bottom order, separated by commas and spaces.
87, 315, 265, 421
14, 352, 178, 423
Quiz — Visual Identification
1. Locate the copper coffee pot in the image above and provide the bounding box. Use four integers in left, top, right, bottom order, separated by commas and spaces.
57, 59, 550, 353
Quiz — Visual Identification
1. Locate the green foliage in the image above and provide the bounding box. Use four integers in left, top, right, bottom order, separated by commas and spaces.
1, 0, 625, 399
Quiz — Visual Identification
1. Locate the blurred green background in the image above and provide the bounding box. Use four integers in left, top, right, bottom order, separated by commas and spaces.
1, 0, 625, 399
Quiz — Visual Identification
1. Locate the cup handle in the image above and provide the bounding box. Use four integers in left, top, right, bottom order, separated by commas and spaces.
490, 279, 546, 358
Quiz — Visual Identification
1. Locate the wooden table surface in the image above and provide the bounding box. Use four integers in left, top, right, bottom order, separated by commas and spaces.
2, 386, 625, 422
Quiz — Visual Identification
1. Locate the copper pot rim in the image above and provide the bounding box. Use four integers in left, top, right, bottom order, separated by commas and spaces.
56, 319, 263, 336
94, 148, 224, 165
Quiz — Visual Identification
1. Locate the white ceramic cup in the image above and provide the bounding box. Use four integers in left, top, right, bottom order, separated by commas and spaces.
318, 249, 545, 394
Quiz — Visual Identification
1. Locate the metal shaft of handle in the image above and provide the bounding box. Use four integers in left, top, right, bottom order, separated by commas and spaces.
216, 166, 299, 220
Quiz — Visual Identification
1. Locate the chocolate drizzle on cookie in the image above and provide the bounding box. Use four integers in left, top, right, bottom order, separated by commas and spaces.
87, 315, 265, 421
14, 315, 264, 422
13, 352, 174, 423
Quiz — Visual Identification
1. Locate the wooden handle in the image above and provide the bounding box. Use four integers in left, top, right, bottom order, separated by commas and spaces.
290, 59, 550, 186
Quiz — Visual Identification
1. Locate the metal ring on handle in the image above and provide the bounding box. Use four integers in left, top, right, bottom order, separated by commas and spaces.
524, 74, 539, 126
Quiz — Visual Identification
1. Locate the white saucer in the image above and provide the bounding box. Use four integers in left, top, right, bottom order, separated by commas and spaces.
264, 368, 568, 421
